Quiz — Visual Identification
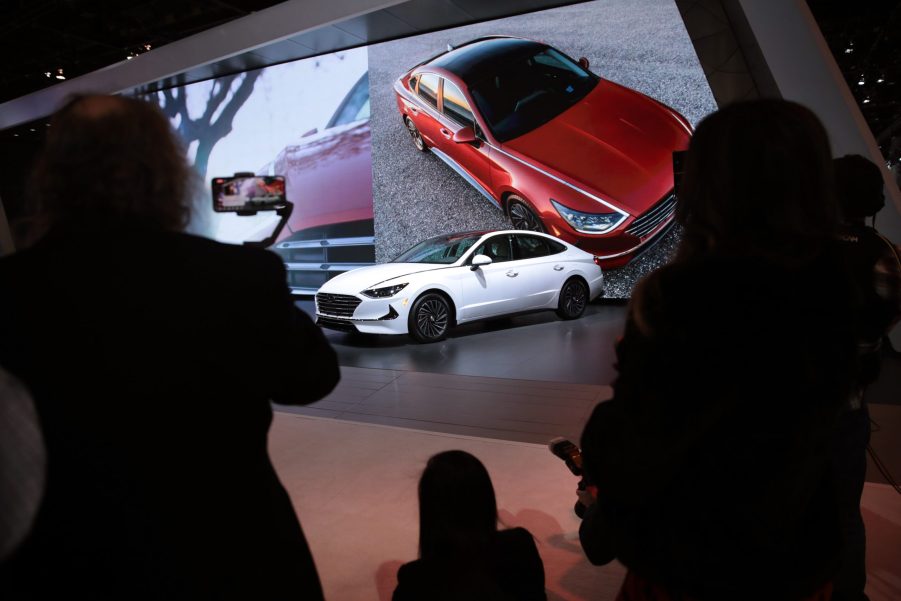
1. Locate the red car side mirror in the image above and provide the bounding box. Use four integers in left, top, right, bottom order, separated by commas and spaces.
578, 57, 590, 70
453, 126, 477, 144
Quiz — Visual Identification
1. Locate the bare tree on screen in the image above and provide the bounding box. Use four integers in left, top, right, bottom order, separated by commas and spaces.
147, 70, 262, 182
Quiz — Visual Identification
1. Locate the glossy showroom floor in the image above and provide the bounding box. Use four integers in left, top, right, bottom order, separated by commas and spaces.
275, 300, 901, 600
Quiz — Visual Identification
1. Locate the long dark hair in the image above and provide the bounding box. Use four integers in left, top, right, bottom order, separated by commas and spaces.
675, 99, 838, 264
418, 450, 498, 561
24, 94, 195, 241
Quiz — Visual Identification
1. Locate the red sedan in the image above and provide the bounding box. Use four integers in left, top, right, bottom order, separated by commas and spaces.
393, 36, 693, 268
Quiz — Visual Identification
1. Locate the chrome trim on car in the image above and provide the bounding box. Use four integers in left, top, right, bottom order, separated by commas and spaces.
487, 144, 630, 219
429, 147, 501, 209
594, 214, 675, 259
285, 262, 373, 272
396, 81, 456, 130
277, 235, 375, 249
626, 192, 676, 238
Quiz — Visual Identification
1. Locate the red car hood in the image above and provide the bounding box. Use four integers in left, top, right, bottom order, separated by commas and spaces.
502, 80, 691, 215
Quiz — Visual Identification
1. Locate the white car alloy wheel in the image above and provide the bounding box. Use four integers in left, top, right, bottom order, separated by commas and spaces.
556, 277, 588, 319
409, 292, 451, 342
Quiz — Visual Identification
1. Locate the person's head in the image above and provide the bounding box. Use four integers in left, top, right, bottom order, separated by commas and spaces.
418, 450, 498, 560
675, 99, 838, 263
27, 94, 195, 239
833, 154, 885, 223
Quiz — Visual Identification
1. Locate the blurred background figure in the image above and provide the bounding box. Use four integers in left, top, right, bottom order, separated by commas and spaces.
0, 367, 45, 563
394, 450, 546, 601
0, 94, 339, 600
578, 99, 859, 601
831, 154, 901, 601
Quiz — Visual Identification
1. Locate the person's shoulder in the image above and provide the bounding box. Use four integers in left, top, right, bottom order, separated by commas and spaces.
497, 527, 535, 544
165, 232, 285, 279
496, 528, 540, 555
396, 559, 427, 583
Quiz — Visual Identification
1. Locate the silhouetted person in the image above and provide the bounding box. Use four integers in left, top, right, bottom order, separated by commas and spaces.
578, 100, 859, 600
393, 450, 546, 601
0, 95, 339, 600
0, 368, 44, 563
831, 154, 901, 601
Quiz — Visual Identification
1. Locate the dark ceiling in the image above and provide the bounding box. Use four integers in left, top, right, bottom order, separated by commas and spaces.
806, 0, 901, 167
0, 0, 287, 104
0, 0, 898, 167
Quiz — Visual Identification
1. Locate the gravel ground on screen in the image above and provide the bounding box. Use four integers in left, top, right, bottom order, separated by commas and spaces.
367, 0, 716, 298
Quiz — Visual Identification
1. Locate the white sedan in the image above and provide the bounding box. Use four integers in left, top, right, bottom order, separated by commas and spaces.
314, 230, 604, 342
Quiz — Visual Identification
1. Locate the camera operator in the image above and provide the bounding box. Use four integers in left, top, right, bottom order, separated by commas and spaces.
831, 154, 901, 601
577, 100, 859, 600
0, 95, 339, 600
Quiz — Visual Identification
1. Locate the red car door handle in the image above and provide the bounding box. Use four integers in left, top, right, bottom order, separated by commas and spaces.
409, 106, 419, 114
440, 128, 452, 138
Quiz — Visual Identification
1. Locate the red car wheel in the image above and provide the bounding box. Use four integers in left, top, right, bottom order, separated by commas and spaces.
404, 117, 428, 152
508, 196, 545, 233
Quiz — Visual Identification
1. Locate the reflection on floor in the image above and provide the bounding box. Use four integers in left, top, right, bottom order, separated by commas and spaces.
286, 298, 901, 599
300, 300, 627, 385
268, 413, 901, 601
279, 366, 611, 445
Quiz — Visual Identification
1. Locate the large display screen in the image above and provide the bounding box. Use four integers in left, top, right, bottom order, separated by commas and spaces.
144, 0, 717, 298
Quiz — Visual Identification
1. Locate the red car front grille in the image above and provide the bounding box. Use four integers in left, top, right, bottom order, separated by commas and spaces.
626, 191, 677, 238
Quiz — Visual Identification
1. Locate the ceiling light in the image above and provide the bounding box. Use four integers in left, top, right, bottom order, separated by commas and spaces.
863, 98, 871, 104
54, 68, 65, 80
858, 78, 865, 86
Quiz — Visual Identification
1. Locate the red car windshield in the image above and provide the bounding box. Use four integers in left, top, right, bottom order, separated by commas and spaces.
469, 47, 597, 143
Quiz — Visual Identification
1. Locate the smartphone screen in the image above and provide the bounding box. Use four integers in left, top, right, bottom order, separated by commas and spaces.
211, 175, 287, 212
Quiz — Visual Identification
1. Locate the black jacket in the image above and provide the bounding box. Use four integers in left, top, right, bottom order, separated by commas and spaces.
580, 250, 858, 601
393, 528, 546, 601
0, 221, 339, 600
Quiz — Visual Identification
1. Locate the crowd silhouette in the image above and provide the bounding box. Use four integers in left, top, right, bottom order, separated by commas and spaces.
1, 94, 899, 601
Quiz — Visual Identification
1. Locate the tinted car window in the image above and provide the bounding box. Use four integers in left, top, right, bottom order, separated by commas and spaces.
393, 233, 481, 264
514, 235, 555, 259
473, 236, 513, 263
418, 73, 439, 108
469, 47, 597, 142
327, 72, 370, 128
442, 79, 474, 128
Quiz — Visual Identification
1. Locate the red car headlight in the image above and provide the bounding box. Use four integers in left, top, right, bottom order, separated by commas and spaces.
551, 199, 627, 234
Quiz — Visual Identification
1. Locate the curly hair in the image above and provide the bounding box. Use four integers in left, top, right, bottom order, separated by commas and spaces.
25, 94, 196, 240
674, 99, 839, 264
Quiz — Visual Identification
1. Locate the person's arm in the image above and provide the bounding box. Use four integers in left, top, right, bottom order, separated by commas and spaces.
874, 236, 901, 330
254, 251, 340, 405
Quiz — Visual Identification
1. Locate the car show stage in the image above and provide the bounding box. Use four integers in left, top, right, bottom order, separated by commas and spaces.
298, 299, 626, 386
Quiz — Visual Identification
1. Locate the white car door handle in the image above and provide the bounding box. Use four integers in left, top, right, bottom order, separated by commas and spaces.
553, 265, 564, 271
506, 270, 518, 277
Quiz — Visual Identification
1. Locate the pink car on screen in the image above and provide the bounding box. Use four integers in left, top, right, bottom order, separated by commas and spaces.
266, 72, 375, 294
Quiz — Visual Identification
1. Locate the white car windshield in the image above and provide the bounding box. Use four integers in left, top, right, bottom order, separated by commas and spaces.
392, 233, 484, 264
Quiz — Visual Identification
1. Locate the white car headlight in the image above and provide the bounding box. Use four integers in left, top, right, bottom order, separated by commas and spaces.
551, 199, 626, 234
361, 283, 408, 298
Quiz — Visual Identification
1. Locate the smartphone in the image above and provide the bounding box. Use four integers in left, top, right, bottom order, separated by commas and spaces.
211, 175, 287, 213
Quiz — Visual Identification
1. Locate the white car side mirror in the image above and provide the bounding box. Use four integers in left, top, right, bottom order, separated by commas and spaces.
470, 254, 492, 271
